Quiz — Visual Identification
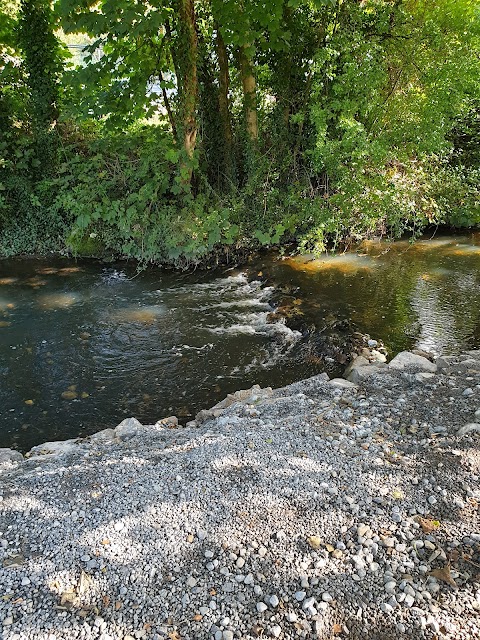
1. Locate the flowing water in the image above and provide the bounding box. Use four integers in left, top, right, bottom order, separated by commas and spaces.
1, 233, 479, 451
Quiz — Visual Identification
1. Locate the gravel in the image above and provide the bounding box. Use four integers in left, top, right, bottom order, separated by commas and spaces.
0, 350, 479, 640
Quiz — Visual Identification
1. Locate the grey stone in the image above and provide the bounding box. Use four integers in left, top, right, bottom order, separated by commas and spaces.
0, 448, 23, 464
115, 417, 144, 440
89, 428, 116, 443
269, 594, 279, 607
457, 423, 480, 437
329, 378, 358, 389
27, 439, 80, 458
346, 362, 386, 384
389, 351, 437, 372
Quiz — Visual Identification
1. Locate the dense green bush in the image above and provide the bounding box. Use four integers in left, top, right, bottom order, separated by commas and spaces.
42, 126, 245, 264
0, 0, 478, 264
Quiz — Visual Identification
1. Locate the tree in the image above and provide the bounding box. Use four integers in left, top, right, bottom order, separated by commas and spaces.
17, 0, 63, 174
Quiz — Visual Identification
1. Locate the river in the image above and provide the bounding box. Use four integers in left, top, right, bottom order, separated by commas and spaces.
1, 233, 479, 451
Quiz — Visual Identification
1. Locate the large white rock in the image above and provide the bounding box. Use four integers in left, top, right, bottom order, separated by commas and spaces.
27, 439, 80, 458
388, 351, 437, 372
344, 355, 369, 378
345, 356, 387, 384
0, 448, 23, 465
329, 378, 358, 389
89, 428, 117, 443
115, 417, 144, 440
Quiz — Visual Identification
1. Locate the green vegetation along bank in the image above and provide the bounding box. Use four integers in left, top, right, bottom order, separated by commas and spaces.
1, 1, 479, 266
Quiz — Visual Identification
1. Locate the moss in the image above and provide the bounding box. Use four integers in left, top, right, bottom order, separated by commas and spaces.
66, 231, 106, 257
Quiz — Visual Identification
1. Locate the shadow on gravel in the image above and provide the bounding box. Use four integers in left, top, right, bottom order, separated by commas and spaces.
1, 427, 479, 640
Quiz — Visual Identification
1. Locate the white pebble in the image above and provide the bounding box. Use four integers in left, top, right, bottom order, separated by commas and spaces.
269, 594, 279, 607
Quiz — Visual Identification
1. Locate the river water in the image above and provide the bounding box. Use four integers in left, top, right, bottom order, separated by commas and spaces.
1, 233, 479, 451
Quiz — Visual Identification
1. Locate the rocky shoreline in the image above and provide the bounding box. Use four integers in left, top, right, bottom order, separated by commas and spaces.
0, 350, 479, 640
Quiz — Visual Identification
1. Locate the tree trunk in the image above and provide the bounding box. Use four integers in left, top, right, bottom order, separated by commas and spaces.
177, 0, 198, 162
216, 27, 233, 152
215, 25, 234, 180
238, 44, 258, 142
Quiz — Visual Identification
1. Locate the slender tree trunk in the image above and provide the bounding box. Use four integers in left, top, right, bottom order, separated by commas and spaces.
216, 26, 233, 153
238, 44, 258, 142
215, 24, 234, 180
177, 0, 198, 161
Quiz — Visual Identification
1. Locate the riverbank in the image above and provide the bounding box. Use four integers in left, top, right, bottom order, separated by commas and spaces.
0, 351, 479, 640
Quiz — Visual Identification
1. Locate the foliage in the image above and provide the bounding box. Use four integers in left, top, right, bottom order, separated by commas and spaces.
1, 0, 479, 262
1, 0, 66, 255
44, 125, 244, 263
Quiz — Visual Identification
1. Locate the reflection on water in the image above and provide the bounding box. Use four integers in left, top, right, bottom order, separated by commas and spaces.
277, 234, 480, 359
0, 233, 479, 451
285, 252, 378, 273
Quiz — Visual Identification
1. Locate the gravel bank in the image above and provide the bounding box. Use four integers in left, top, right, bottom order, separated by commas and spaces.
0, 351, 479, 640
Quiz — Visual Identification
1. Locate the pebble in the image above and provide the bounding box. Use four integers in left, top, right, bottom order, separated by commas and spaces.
256, 602, 268, 613
404, 594, 415, 607
269, 594, 279, 607
271, 625, 282, 638
385, 581, 397, 594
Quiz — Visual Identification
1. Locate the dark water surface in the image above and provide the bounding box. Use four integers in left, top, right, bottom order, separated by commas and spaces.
1, 233, 479, 451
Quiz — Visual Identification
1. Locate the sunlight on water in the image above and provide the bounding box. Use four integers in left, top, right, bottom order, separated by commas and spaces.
109, 305, 167, 324
444, 244, 480, 256
37, 293, 81, 309
285, 253, 378, 273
